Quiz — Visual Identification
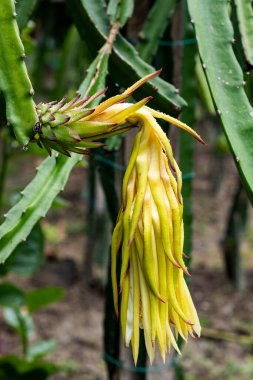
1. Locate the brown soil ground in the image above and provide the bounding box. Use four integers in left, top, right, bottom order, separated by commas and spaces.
1, 122, 253, 380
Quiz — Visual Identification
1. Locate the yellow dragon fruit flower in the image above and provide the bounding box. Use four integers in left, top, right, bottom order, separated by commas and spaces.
31, 71, 203, 364
105, 74, 203, 364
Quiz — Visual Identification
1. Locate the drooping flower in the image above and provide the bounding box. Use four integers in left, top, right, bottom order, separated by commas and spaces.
110, 105, 202, 364
31, 71, 203, 364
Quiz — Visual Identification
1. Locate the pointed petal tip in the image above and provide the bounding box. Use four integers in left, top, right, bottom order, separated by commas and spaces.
197, 135, 206, 145
150, 68, 162, 79
145, 95, 153, 102
183, 267, 191, 277
193, 325, 201, 337
171, 260, 181, 269
158, 295, 166, 304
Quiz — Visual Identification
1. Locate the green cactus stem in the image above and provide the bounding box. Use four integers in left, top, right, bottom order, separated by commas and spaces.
137, 0, 178, 63
188, 0, 253, 204
0, 0, 38, 145
234, 0, 253, 66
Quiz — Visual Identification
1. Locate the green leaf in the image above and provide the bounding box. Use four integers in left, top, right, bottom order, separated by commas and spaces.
0, 283, 25, 308
234, 0, 253, 66
27, 340, 58, 361
3, 307, 35, 337
0, 355, 58, 379
0, 222, 44, 277
25, 287, 65, 313
67, 0, 186, 115
0, 154, 81, 264
187, 0, 253, 203
137, 0, 178, 63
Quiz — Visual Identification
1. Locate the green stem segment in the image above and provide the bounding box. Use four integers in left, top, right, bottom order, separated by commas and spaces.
0, 0, 37, 145
234, 0, 253, 66
137, 0, 178, 63
187, 0, 253, 204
